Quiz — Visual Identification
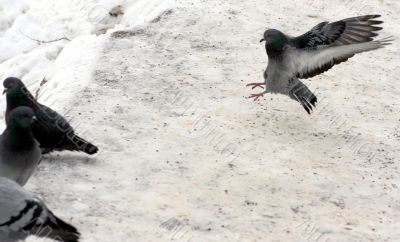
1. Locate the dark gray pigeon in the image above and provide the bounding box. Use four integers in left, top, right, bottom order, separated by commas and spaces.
0, 106, 41, 186
0, 177, 80, 242
3, 77, 98, 155
247, 15, 392, 114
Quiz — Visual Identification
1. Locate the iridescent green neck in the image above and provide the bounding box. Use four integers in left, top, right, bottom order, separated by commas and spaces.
266, 33, 288, 53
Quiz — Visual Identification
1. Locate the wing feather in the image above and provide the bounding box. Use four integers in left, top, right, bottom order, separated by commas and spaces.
288, 15, 391, 78
291, 15, 384, 49
293, 38, 392, 79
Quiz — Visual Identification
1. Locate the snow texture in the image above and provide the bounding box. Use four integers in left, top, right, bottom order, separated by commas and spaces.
0, 0, 399, 241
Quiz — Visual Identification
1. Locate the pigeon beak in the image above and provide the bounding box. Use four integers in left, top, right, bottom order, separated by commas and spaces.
31, 116, 37, 124
260, 38, 266, 43
2, 88, 7, 95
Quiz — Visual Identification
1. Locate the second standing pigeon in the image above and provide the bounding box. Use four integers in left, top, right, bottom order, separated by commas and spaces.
0, 177, 80, 242
247, 15, 392, 114
0, 106, 41, 186
3, 77, 99, 155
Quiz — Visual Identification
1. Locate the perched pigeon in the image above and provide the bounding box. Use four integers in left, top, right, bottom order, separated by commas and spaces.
0, 177, 80, 242
0, 107, 41, 186
247, 15, 392, 114
3, 77, 99, 155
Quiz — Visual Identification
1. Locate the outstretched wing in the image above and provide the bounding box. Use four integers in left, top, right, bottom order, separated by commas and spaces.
291, 15, 384, 49
290, 38, 391, 79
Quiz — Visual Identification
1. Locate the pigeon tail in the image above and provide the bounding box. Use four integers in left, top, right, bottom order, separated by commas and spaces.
289, 81, 318, 114
67, 135, 99, 155
32, 210, 80, 242
42, 134, 99, 155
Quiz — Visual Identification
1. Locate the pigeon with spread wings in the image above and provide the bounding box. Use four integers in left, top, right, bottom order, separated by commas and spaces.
247, 15, 392, 114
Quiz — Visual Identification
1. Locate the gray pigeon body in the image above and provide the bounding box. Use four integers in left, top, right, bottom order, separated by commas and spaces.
247, 15, 392, 114
0, 177, 80, 242
0, 107, 41, 186
3, 77, 98, 155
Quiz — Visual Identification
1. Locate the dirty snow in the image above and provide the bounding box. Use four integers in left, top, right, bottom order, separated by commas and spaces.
0, 0, 399, 241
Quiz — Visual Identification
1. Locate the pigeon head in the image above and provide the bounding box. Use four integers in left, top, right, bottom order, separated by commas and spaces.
6, 106, 35, 130
260, 29, 288, 52
3, 77, 25, 95
3, 77, 35, 111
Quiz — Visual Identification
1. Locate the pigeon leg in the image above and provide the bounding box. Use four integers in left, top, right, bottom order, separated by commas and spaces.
247, 92, 265, 101
246, 82, 265, 89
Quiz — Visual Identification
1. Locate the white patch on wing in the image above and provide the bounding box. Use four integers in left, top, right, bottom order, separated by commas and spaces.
290, 39, 391, 78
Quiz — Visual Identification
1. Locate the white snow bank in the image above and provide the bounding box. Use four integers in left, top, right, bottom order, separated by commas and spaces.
0, 0, 173, 131
38, 34, 108, 110
118, 0, 174, 28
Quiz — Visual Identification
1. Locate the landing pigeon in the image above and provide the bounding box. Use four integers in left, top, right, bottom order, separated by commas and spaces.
3, 77, 99, 155
0, 107, 41, 186
0, 177, 80, 242
247, 15, 392, 114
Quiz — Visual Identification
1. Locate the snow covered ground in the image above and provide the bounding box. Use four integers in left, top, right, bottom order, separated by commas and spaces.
0, 0, 400, 241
